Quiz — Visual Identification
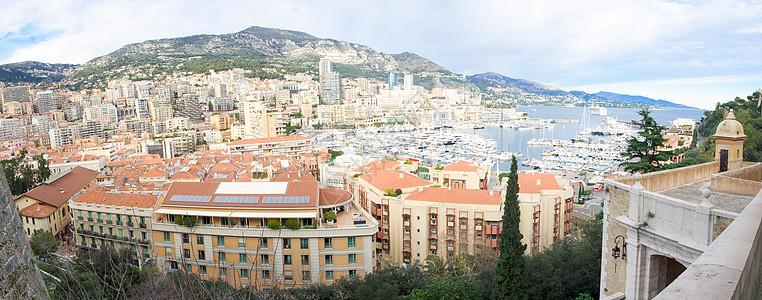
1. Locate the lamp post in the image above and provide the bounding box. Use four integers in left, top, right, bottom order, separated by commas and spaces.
612, 235, 626, 259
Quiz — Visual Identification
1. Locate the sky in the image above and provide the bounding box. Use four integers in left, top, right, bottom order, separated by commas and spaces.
2, 0, 762, 109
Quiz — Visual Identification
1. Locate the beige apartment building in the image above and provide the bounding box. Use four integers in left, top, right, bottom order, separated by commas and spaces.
15, 167, 99, 238
229, 135, 312, 158
344, 159, 574, 264
71, 187, 159, 258
151, 181, 377, 289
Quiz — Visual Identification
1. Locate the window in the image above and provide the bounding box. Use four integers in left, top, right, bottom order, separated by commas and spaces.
183, 249, 190, 258
261, 255, 269, 265
324, 238, 332, 249
220, 217, 228, 226
141, 232, 147, 240
301, 255, 309, 265
182, 234, 189, 244
284, 270, 293, 281
199, 265, 207, 275
185, 264, 192, 272
108, 228, 113, 235
239, 218, 248, 227
302, 271, 311, 282
118, 229, 123, 237
349, 270, 357, 279
241, 269, 248, 279
283, 238, 291, 249
238, 238, 246, 248
166, 248, 172, 257
325, 255, 333, 265
260, 238, 268, 249
198, 250, 205, 260
348, 254, 356, 264
197, 236, 204, 245
326, 271, 334, 281
217, 236, 225, 247
164, 232, 171, 242
170, 261, 178, 269
262, 270, 270, 280
284, 255, 292, 265
201, 216, 211, 225
300, 238, 309, 249
99, 226, 103, 234
348, 237, 355, 248
220, 267, 227, 277
219, 252, 226, 262
239, 254, 247, 264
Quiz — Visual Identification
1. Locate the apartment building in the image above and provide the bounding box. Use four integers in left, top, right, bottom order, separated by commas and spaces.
71, 187, 160, 258
345, 159, 574, 264
151, 181, 377, 289
229, 135, 312, 158
15, 167, 99, 238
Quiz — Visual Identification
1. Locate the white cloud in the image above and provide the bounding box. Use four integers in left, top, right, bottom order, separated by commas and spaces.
1, 0, 761, 107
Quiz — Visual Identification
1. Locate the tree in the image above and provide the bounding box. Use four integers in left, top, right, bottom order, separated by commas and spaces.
492, 156, 527, 300
620, 108, 673, 173
35, 154, 51, 183
410, 276, 481, 300
30, 229, 59, 257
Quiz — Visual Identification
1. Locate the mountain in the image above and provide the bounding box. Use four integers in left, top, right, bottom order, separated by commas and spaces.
592, 92, 696, 109
0, 61, 76, 84
468, 71, 697, 109
67, 26, 455, 89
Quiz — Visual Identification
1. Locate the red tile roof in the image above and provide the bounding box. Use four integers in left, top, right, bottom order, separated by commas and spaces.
19, 202, 58, 218
319, 188, 352, 206
406, 187, 502, 205
161, 181, 320, 208
359, 169, 432, 191
518, 173, 561, 193
74, 187, 160, 208
22, 166, 99, 208
351, 159, 400, 173
442, 161, 479, 172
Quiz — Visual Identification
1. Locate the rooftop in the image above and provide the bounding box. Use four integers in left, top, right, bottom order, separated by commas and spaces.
74, 187, 161, 209
658, 179, 754, 213
442, 161, 480, 172
19, 202, 57, 218
359, 169, 432, 191
406, 187, 502, 205
229, 135, 310, 146
161, 181, 319, 209
518, 172, 560, 193
22, 166, 99, 208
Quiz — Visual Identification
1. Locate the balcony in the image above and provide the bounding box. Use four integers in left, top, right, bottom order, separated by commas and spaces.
139, 223, 147, 229
77, 216, 83, 221
106, 220, 113, 225
87, 217, 93, 222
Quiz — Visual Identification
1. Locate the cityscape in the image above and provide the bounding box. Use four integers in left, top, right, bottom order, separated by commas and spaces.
1, 2, 761, 300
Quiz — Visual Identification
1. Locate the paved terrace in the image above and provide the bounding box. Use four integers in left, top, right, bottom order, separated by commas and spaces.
658, 179, 754, 214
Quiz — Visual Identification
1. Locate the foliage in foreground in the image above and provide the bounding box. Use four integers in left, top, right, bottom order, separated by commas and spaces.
41, 217, 602, 299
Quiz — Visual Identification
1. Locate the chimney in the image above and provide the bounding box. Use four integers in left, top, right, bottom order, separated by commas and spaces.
448, 186, 452, 191
418, 186, 423, 192
489, 190, 494, 196
537, 179, 541, 186
287, 174, 291, 178
399, 173, 404, 179
59, 188, 65, 194
298, 172, 301, 177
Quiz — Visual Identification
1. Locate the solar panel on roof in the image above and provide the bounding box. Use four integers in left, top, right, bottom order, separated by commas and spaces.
261, 196, 309, 204
213, 196, 259, 204
170, 195, 212, 203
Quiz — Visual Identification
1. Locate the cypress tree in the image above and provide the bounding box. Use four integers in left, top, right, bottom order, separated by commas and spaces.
492, 156, 527, 300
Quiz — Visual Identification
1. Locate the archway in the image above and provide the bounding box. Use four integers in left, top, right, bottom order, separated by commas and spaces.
648, 254, 687, 298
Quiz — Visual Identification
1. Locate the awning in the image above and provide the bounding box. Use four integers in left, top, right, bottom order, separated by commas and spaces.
155, 208, 316, 219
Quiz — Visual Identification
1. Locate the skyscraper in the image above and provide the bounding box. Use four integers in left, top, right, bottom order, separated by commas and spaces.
135, 98, 150, 119
36, 91, 58, 113
389, 72, 398, 90
404, 74, 413, 91
319, 58, 342, 104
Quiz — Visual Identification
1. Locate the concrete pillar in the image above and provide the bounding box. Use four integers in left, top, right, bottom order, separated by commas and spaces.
693, 189, 714, 245
628, 174, 645, 223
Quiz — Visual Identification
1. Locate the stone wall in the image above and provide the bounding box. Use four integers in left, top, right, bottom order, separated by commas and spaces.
713, 215, 734, 241
618, 162, 718, 192
0, 169, 48, 299
654, 189, 762, 300
710, 175, 762, 196
602, 185, 630, 298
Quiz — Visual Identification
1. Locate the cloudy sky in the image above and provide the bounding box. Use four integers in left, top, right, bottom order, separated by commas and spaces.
2, 0, 761, 109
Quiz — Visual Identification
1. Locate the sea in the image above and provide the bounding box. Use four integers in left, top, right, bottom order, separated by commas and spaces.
455, 106, 707, 171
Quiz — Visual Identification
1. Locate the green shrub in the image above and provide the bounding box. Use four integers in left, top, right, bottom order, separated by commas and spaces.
395, 189, 403, 196
324, 211, 337, 220
267, 219, 281, 230
285, 219, 300, 230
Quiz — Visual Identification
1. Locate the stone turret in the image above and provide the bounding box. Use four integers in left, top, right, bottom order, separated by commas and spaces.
713, 110, 746, 172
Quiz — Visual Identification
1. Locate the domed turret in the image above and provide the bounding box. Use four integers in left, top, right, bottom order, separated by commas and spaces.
714, 110, 746, 172
713, 110, 746, 139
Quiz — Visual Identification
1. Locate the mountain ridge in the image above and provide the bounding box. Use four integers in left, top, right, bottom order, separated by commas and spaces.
0, 26, 695, 109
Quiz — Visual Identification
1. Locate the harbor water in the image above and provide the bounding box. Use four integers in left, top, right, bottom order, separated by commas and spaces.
462, 106, 707, 172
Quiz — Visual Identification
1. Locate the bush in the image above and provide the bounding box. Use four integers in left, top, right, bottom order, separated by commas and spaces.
395, 189, 403, 196
324, 211, 337, 220
285, 219, 300, 230
404, 161, 412, 165
267, 219, 281, 230
30, 229, 59, 257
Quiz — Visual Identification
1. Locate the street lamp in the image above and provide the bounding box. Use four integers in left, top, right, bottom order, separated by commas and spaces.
612, 235, 626, 259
